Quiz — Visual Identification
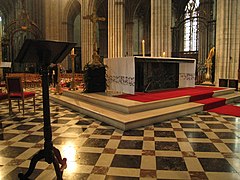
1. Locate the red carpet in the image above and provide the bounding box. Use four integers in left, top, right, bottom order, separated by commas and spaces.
208, 105, 240, 117
118, 86, 225, 102
117, 86, 240, 117
195, 97, 226, 111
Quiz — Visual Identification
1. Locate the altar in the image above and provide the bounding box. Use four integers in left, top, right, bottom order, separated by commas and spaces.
104, 56, 196, 94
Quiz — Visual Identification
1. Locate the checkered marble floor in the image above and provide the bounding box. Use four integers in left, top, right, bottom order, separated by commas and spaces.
0, 89, 240, 180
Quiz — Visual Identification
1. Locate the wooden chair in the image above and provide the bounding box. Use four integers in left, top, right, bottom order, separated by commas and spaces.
6, 77, 36, 115
0, 92, 8, 102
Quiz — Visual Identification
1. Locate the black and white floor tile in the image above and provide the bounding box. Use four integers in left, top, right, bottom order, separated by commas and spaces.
0, 89, 240, 179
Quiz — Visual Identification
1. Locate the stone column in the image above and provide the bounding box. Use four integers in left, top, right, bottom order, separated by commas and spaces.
0, 39, 2, 79
108, 0, 125, 58
215, 0, 240, 85
125, 21, 134, 56
81, 0, 93, 67
99, 22, 108, 58
151, 0, 171, 57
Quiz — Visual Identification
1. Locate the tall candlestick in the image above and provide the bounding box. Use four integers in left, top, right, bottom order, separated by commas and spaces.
71, 48, 75, 55
142, 40, 145, 56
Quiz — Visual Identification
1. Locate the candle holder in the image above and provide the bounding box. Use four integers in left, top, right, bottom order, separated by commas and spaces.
54, 64, 62, 95
142, 40, 145, 57
69, 53, 77, 91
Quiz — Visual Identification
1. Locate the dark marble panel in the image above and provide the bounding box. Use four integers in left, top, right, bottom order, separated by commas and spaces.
156, 157, 187, 171
0, 133, 18, 140
118, 140, 143, 149
224, 117, 240, 122
15, 125, 35, 130
64, 127, 85, 134
77, 152, 101, 165
225, 143, 240, 153
190, 142, 218, 152
180, 123, 200, 128
2, 167, 42, 180
206, 124, 227, 129
76, 120, 93, 125
93, 129, 115, 135
53, 137, 77, 145
105, 175, 138, 180
215, 132, 237, 139
30, 118, 43, 123
11, 116, 27, 121
196, 111, 211, 115
0, 146, 28, 158
37, 125, 58, 132
111, 154, 141, 168
199, 158, 236, 172
155, 142, 180, 151
185, 131, 208, 138
200, 117, 218, 121
20, 135, 43, 143
52, 119, 69, 124
82, 138, 109, 148
123, 130, 144, 136
177, 117, 194, 121
62, 113, 78, 118
154, 123, 172, 128
154, 131, 176, 137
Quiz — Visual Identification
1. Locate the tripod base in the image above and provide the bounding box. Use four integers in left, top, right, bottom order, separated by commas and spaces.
18, 147, 67, 180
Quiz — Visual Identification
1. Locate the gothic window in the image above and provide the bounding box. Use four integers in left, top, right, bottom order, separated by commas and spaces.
184, 0, 200, 51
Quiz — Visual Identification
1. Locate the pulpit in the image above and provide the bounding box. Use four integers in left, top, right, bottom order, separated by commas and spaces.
15, 39, 76, 180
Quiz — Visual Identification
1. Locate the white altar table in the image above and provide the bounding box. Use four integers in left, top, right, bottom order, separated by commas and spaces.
104, 56, 196, 94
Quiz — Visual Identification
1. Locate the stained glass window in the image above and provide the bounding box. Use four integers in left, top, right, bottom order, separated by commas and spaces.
184, 0, 200, 51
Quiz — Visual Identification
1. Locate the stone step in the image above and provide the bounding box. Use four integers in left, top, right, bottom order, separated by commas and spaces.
50, 94, 203, 130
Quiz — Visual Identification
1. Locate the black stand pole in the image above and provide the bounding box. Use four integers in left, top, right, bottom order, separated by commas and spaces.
18, 65, 66, 180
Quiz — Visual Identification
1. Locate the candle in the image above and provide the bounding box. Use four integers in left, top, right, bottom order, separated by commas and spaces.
142, 40, 145, 57
162, 51, 166, 57
71, 48, 75, 55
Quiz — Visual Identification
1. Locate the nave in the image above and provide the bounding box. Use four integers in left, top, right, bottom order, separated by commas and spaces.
0, 88, 240, 179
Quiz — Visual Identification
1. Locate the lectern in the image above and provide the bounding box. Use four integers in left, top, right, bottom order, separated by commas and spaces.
15, 39, 76, 180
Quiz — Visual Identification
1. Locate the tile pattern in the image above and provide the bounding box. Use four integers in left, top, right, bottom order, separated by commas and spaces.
0, 89, 240, 179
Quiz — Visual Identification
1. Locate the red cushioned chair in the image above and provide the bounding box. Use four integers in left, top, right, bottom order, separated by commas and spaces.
0, 92, 8, 102
6, 77, 35, 115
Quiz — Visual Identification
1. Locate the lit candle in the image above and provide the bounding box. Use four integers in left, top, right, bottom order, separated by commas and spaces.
162, 51, 166, 57
142, 40, 145, 57
71, 48, 75, 55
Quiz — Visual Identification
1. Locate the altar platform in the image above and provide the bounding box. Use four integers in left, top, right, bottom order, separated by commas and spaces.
50, 86, 240, 130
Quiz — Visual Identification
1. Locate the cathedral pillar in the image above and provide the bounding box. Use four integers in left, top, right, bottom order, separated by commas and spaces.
81, 0, 93, 68
215, 0, 240, 85
126, 21, 134, 56
0, 40, 2, 79
151, 0, 171, 57
108, 0, 125, 58
99, 22, 108, 58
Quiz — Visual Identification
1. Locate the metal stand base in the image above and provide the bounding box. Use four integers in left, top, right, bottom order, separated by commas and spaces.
18, 147, 67, 180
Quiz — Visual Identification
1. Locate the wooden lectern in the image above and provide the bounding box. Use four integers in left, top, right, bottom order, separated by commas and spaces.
15, 39, 76, 180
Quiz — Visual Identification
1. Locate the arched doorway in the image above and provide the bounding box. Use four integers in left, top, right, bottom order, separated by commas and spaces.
66, 0, 81, 72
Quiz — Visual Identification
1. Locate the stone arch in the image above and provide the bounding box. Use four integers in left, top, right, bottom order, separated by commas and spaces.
61, 0, 81, 71
125, 1, 150, 56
